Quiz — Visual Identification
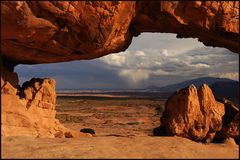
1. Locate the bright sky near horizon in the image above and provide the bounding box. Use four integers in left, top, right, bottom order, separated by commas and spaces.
15, 33, 239, 90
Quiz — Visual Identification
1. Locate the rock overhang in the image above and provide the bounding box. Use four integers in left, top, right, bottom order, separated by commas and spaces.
1, 1, 239, 66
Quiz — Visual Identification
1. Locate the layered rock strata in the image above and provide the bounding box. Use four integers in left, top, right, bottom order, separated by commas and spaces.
1, 1, 239, 65
1, 67, 90, 138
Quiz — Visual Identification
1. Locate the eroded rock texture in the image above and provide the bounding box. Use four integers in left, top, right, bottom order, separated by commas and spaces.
134, 1, 239, 53
1, 67, 90, 138
1, 1, 135, 64
1, 1, 239, 65
157, 84, 239, 144
214, 98, 239, 144
159, 84, 225, 143
1, 1, 239, 139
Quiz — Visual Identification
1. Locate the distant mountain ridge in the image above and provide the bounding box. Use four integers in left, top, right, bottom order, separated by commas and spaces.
210, 81, 239, 104
147, 77, 237, 93
146, 76, 239, 104
56, 76, 238, 103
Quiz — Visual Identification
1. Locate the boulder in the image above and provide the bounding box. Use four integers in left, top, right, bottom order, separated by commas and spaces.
214, 98, 239, 144
159, 84, 225, 143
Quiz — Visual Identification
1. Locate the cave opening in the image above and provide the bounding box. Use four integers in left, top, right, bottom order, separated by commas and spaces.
14, 33, 239, 137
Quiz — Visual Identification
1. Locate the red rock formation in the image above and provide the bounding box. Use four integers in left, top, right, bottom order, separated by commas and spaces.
1, 1, 239, 139
1, 1, 135, 64
225, 113, 239, 140
1, 1, 239, 65
214, 98, 239, 144
134, 1, 239, 52
160, 84, 225, 143
1, 67, 90, 138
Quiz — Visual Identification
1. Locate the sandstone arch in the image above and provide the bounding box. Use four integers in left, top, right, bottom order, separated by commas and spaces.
1, 1, 239, 139
1, 1, 239, 66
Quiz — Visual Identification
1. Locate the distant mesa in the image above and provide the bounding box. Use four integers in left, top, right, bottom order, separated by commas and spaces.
145, 85, 161, 90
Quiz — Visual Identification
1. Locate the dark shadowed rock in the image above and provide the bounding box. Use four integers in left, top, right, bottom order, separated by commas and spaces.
64, 132, 73, 138
153, 126, 169, 136
214, 98, 239, 144
80, 128, 95, 135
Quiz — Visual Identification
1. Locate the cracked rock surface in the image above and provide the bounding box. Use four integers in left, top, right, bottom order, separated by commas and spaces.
159, 84, 225, 143
1, 1, 239, 65
157, 84, 239, 144
1, 66, 91, 138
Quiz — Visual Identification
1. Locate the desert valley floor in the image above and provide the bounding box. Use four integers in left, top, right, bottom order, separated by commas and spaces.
2, 95, 239, 158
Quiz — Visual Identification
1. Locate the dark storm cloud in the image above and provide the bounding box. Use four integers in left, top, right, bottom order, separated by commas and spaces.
15, 60, 128, 89
15, 33, 239, 89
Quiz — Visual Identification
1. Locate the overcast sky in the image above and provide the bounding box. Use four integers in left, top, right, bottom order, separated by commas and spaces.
15, 33, 239, 90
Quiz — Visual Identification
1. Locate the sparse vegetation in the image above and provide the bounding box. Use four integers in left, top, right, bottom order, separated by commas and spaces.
56, 96, 162, 136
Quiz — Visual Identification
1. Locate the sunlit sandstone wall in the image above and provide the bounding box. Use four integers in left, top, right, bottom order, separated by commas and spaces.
1, 1, 239, 65
1, 67, 90, 138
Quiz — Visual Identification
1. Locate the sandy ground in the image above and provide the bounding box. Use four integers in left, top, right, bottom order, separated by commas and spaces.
2, 96, 239, 158
56, 97, 164, 136
2, 136, 238, 159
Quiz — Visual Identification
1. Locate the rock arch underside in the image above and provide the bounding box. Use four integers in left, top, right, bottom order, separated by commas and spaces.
1, 1, 239, 141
